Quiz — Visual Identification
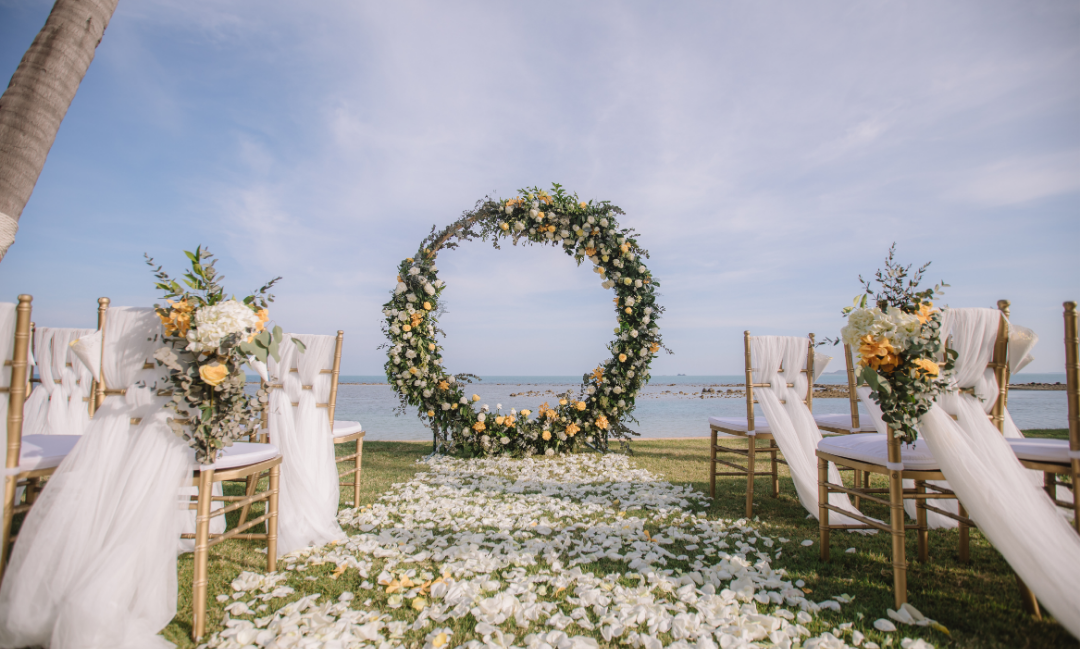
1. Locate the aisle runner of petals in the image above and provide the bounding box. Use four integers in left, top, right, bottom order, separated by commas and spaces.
201, 455, 933, 649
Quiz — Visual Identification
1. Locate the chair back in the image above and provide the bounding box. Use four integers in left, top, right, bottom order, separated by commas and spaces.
742, 331, 815, 432
263, 331, 344, 442
25, 326, 96, 436
1, 295, 33, 577
841, 344, 861, 428
939, 307, 1010, 432
1064, 302, 1079, 508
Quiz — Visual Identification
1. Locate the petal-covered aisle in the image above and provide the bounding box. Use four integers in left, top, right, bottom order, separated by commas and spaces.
200, 454, 929, 649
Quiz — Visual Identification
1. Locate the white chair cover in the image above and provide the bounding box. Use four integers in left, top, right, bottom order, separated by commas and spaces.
23, 327, 96, 437
1008, 324, 1038, 375
752, 336, 868, 526
267, 334, 346, 556
918, 308, 1080, 636
812, 353, 832, 382
0, 308, 193, 649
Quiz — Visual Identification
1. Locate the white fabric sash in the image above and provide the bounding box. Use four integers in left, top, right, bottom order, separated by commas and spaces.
267, 334, 346, 556
0, 308, 193, 649
752, 336, 870, 527
23, 327, 96, 437
918, 308, 1080, 637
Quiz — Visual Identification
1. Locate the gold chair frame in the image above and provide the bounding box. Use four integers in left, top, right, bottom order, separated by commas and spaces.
1, 295, 35, 578
709, 331, 815, 517
816, 309, 1041, 613
815, 344, 877, 435
1012, 301, 1080, 533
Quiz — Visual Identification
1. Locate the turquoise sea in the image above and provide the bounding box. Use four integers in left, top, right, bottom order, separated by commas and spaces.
317, 373, 1070, 442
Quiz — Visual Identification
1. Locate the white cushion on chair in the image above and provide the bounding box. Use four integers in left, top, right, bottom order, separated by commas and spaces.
708, 416, 772, 435
817, 433, 940, 471
1007, 438, 1071, 465
332, 420, 363, 438
203, 442, 281, 470
19, 434, 80, 472
813, 413, 879, 433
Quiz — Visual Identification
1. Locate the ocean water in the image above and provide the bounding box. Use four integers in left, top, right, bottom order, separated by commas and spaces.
323, 374, 1070, 442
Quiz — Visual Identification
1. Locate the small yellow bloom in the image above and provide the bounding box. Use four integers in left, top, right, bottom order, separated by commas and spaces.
438, 380, 449, 390
575, 401, 587, 411
916, 302, 936, 325
650, 343, 660, 353
428, 343, 436, 351
595, 415, 609, 430
411, 597, 427, 611
452, 404, 458, 410
537, 211, 545, 220
566, 423, 580, 436
858, 335, 899, 374
254, 308, 269, 333
913, 358, 940, 377
504, 414, 516, 428
199, 362, 229, 387
411, 312, 424, 327
542, 431, 552, 441
547, 225, 557, 233
432, 633, 449, 648
409, 367, 418, 374
427, 410, 435, 418
620, 243, 630, 253
585, 247, 597, 257
592, 366, 604, 382
473, 421, 486, 432
619, 353, 627, 362
521, 409, 531, 417
625, 307, 632, 314
507, 197, 523, 207
472, 394, 480, 402
423, 302, 432, 310
406, 257, 414, 263
579, 201, 587, 209
402, 324, 412, 332
501, 222, 509, 231
495, 416, 505, 425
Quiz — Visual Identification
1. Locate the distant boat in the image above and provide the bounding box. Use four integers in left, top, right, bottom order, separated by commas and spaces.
677, 373, 686, 376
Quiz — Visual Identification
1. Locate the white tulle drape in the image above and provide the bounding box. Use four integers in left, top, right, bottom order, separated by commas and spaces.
918, 307, 1080, 636
752, 336, 868, 526
267, 334, 345, 556
0, 304, 16, 439
23, 328, 96, 437
0, 308, 193, 649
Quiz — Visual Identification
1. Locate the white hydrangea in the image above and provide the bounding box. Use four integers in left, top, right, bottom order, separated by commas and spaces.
841, 306, 922, 352
186, 300, 259, 353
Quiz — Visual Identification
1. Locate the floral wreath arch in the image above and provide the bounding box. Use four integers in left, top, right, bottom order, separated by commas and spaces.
381, 185, 667, 456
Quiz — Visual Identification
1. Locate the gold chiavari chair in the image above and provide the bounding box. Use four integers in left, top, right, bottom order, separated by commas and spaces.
813, 344, 879, 435
1007, 301, 1080, 534
816, 309, 1021, 610
92, 299, 283, 640
1, 296, 81, 579
709, 332, 816, 517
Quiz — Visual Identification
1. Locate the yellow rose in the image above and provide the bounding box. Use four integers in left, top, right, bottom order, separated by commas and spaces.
619, 353, 627, 362
423, 302, 432, 310
501, 222, 509, 231
537, 211, 545, 220
427, 410, 435, 417
452, 404, 458, 410
913, 358, 940, 377
566, 423, 580, 436
579, 201, 587, 209
495, 416, 505, 425
402, 324, 412, 332
575, 401, 586, 411
406, 257, 414, 262
473, 421, 486, 432
559, 399, 568, 406
548, 225, 556, 233
521, 409, 531, 417
199, 362, 229, 387
595, 415, 609, 430
472, 394, 480, 402
542, 431, 552, 441
624, 307, 632, 314
428, 343, 436, 351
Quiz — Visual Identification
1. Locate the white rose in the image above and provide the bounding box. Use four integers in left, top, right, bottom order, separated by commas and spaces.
460, 397, 468, 404
477, 413, 486, 423
638, 265, 646, 273
442, 403, 451, 410
515, 221, 526, 231
405, 350, 416, 359
628, 370, 635, 377
434, 279, 444, 288
618, 400, 626, 407
424, 284, 435, 295
630, 330, 638, 338
587, 216, 595, 224
423, 389, 432, 398
390, 325, 401, 334
644, 307, 653, 315
529, 208, 538, 218
643, 316, 651, 324
635, 280, 642, 288
625, 297, 635, 306
545, 448, 555, 456
500, 437, 510, 445
395, 282, 407, 294
613, 386, 623, 394
586, 386, 596, 395
505, 205, 513, 214
406, 293, 417, 303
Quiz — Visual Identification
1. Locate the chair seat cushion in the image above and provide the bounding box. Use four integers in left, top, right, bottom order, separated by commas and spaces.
813, 413, 879, 433
19, 434, 80, 472
198, 442, 281, 470
333, 420, 363, 438
1007, 438, 1071, 465
708, 416, 772, 434
818, 433, 940, 471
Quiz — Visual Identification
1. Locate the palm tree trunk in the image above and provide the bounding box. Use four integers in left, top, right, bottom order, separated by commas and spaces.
0, 0, 119, 261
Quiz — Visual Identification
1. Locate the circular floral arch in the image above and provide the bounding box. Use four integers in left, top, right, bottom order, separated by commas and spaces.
381, 185, 666, 456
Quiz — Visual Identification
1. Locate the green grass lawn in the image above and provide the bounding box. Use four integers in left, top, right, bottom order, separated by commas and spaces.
162, 435, 1077, 648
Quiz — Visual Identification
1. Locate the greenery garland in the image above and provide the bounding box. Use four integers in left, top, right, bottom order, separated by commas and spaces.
381, 185, 668, 456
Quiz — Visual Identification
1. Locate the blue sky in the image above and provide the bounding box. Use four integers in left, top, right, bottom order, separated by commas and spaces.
0, 0, 1077, 376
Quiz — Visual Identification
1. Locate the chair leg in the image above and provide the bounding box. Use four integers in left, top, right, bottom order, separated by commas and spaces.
1015, 575, 1042, 619
267, 463, 279, 572
888, 466, 907, 609
353, 438, 363, 507
193, 467, 215, 641
818, 456, 830, 562
853, 469, 862, 509
709, 429, 717, 499
745, 435, 756, 518
769, 440, 779, 498
958, 502, 970, 564
915, 480, 928, 563
1043, 471, 1056, 501
1, 475, 17, 580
